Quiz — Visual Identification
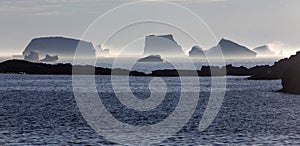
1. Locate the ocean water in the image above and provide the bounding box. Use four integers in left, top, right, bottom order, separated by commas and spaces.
0, 74, 299, 145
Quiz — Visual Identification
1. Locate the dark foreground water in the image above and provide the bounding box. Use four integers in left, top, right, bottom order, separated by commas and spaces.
0, 74, 299, 145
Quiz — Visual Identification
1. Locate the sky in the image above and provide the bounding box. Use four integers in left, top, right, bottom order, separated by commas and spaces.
0, 0, 300, 56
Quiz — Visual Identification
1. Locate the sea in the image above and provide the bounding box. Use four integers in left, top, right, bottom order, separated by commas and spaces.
0, 74, 299, 145
0, 57, 299, 145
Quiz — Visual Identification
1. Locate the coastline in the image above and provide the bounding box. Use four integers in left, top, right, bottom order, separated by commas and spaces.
0, 59, 271, 78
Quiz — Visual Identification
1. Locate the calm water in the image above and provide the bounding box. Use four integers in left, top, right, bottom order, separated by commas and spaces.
0, 74, 299, 145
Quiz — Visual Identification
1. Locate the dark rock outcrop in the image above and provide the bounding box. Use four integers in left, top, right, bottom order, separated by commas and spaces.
0, 59, 269, 77
275, 52, 300, 94
23, 36, 96, 57
247, 65, 275, 80
246, 51, 300, 94
248, 51, 300, 80
137, 55, 163, 62
0, 58, 291, 79
224, 64, 249, 76
0, 59, 252, 77
149, 65, 252, 77
0, 60, 72, 75
280, 67, 300, 94
0, 60, 148, 76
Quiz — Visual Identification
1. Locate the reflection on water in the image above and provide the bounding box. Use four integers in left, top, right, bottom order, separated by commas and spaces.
0, 74, 299, 145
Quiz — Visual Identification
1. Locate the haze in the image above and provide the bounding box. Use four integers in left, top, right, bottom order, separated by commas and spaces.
0, 0, 300, 57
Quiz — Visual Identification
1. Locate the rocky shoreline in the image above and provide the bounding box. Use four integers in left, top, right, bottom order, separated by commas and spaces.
0, 58, 294, 78
0, 59, 265, 77
1, 51, 300, 94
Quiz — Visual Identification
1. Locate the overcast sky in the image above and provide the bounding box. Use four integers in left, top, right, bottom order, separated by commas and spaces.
0, 0, 299, 56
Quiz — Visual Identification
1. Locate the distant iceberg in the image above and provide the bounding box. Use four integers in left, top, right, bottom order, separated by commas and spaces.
188, 46, 206, 58
24, 51, 39, 62
253, 45, 275, 56
206, 38, 257, 59
40, 54, 59, 62
137, 54, 163, 62
23, 36, 96, 58
143, 34, 185, 57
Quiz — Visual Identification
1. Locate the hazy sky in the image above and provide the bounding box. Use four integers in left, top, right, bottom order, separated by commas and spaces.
0, 0, 300, 56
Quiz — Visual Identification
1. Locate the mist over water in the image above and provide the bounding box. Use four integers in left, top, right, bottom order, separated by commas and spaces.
72, 57, 280, 73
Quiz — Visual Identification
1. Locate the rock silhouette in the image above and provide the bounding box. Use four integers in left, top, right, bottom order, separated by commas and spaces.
280, 67, 300, 94
0, 59, 266, 77
248, 51, 300, 80
0, 60, 146, 76
246, 51, 300, 94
